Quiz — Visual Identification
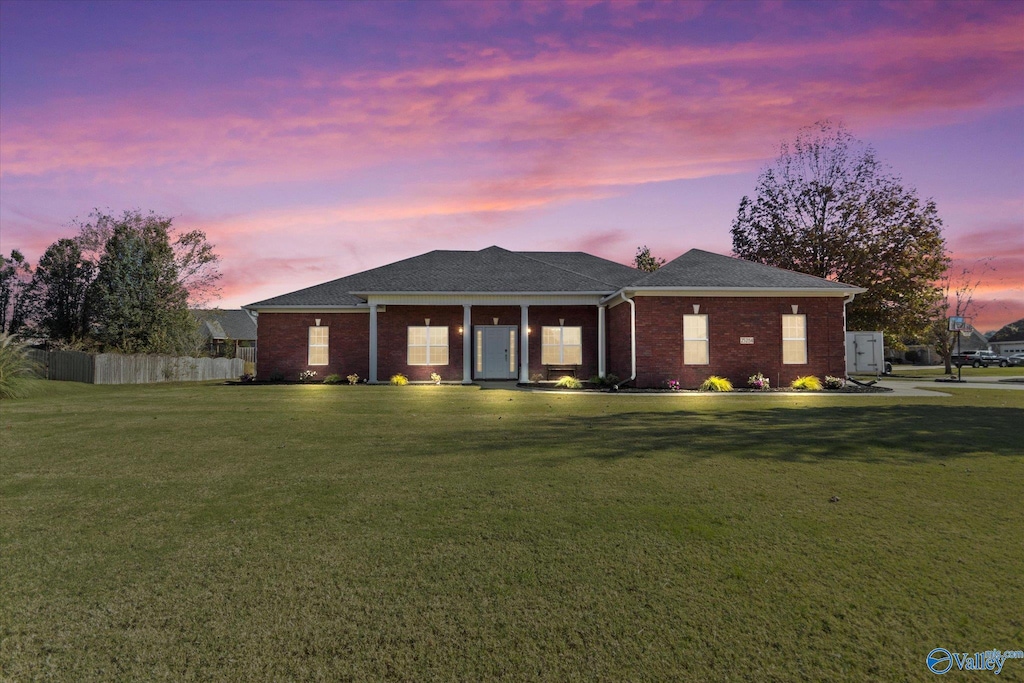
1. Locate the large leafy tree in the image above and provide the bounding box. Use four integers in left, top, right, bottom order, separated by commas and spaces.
23, 239, 94, 345
86, 211, 197, 354
0, 250, 32, 334
731, 121, 949, 345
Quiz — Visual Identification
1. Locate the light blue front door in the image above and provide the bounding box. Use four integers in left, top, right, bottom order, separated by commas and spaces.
476, 326, 517, 379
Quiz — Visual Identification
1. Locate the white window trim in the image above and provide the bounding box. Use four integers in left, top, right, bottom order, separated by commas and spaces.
408, 325, 449, 366
683, 314, 709, 365
782, 314, 807, 365
541, 325, 582, 365
308, 326, 329, 366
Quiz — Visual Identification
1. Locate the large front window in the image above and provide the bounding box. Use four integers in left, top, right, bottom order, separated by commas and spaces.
308, 326, 329, 366
408, 326, 449, 365
683, 314, 709, 365
782, 314, 807, 364
541, 326, 582, 365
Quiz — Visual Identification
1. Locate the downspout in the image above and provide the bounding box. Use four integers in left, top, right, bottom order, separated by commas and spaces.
615, 291, 636, 389
842, 292, 857, 379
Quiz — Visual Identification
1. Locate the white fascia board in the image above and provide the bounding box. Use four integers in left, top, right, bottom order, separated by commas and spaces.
245, 305, 370, 313
362, 292, 607, 306
602, 286, 866, 307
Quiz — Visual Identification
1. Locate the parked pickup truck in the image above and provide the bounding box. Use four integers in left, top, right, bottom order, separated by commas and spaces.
952, 350, 1010, 368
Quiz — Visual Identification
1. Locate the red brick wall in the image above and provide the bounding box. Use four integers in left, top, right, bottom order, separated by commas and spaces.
377, 306, 466, 382
257, 312, 369, 380
526, 305, 599, 380
608, 296, 847, 388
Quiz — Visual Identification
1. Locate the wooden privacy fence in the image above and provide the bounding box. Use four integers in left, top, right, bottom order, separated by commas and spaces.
29, 350, 244, 384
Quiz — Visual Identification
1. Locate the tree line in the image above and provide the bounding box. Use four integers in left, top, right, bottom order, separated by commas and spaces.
1, 210, 220, 356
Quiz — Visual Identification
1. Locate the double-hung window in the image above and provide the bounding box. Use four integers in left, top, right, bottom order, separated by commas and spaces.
541, 326, 582, 365
308, 326, 329, 366
782, 314, 807, 364
408, 326, 449, 365
683, 314, 709, 365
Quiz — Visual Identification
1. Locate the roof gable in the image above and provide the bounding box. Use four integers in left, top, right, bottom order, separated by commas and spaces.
631, 249, 859, 290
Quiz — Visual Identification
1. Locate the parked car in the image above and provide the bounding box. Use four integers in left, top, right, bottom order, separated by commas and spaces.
1006, 353, 1024, 367
951, 350, 1009, 368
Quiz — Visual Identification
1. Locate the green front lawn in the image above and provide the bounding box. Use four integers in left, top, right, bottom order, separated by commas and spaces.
2, 382, 1022, 680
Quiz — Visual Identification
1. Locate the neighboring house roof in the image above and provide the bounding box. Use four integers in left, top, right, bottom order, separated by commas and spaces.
631, 249, 861, 290
247, 246, 863, 309
192, 309, 258, 341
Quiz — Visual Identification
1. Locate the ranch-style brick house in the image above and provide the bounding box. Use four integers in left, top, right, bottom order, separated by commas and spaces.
245, 246, 865, 388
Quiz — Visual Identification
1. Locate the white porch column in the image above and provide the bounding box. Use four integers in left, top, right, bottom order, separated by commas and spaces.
598, 304, 606, 378
519, 304, 530, 383
462, 304, 472, 384
368, 302, 378, 384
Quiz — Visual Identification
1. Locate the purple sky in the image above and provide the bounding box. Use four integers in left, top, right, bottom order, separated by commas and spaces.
2, 0, 1022, 330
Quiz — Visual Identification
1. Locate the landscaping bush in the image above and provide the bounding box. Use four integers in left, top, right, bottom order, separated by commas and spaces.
323, 373, 343, 385
791, 375, 823, 391
0, 334, 36, 400
747, 372, 770, 391
699, 376, 733, 392
589, 374, 620, 388
299, 370, 317, 381
430, 372, 442, 385
390, 373, 408, 386
824, 375, 846, 390
554, 375, 582, 389
346, 373, 360, 385
666, 379, 681, 391
530, 373, 545, 383
239, 373, 254, 383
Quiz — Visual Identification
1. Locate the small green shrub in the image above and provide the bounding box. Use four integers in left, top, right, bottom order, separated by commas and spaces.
323, 373, 343, 385
0, 334, 37, 399
699, 376, 733, 392
390, 373, 408, 386
791, 375, 823, 391
824, 375, 846, 390
589, 374, 620, 388
554, 375, 582, 389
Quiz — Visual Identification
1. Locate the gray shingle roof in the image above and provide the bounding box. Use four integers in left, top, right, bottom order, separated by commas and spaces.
248, 246, 635, 307
246, 246, 861, 309
631, 249, 861, 290
192, 309, 258, 340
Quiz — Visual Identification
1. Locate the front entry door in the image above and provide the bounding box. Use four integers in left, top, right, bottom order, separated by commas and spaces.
475, 325, 518, 379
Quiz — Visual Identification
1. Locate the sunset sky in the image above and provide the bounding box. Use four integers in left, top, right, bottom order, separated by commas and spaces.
1, 0, 1022, 331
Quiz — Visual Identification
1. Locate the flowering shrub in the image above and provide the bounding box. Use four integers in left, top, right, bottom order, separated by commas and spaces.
323, 373, 343, 385
430, 372, 442, 385
299, 370, 317, 381
346, 373, 360, 385
554, 375, 582, 389
666, 379, 681, 391
791, 375, 823, 391
747, 372, 770, 391
824, 375, 846, 390
390, 373, 408, 386
699, 376, 733, 392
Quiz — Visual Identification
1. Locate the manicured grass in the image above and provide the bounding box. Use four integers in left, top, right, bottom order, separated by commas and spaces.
2, 381, 1023, 680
